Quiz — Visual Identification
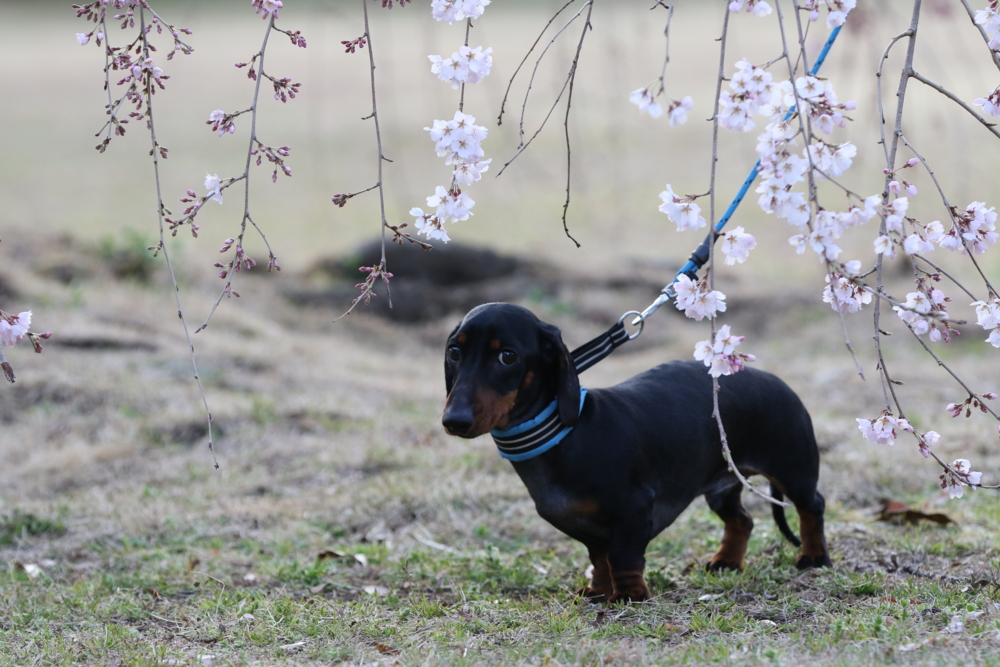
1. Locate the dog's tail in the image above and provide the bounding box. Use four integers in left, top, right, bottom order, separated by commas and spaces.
770, 486, 802, 547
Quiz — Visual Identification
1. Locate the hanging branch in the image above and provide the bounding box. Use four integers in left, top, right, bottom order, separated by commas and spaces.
138, 7, 218, 469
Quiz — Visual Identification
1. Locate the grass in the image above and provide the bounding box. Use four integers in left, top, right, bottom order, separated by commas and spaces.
4, 493, 1000, 666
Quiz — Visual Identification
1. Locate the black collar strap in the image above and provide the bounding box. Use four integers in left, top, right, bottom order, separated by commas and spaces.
491, 388, 588, 461
571, 321, 630, 374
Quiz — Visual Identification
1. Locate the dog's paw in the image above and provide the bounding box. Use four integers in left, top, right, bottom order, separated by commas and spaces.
576, 585, 613, 602
795, 552, 832, 570
706, 558, 744, 573
606, 581, 651, 604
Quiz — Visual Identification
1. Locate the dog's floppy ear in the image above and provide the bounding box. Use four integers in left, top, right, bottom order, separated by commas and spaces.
539, 322, 581, 427
444, 322, 461, 394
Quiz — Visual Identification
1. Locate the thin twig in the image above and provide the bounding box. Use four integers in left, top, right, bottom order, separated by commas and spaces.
909, 71, 1000, 140
512, 2, 588, 154
335, 0, 393, 321
559, 0, 594, 247
497, 0, 577, 126
197, 16, 279, 333
708, 4, 788, 509
655, 2, 675, 95
140, 8, 217, 469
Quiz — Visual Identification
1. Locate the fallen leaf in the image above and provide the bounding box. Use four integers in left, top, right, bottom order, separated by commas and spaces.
363, 585, 389, 596
877, 500, 954, 526
188, 556, 201, 572
531, 563, 549, 575
316, 549, 347, 561
242, 573, 258, 583
310, 582, 333, 595
279, 641, 307, 650
354, 553, 369, 567
698, 593, 723, 602
372, 642, 401, 655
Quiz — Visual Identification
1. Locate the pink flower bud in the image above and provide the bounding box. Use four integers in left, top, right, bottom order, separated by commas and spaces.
889, 181, 901, 193
984, 392, 998, 400
809, 9, 819, 21
905, 183, 918, 196
187, 189, 196, 197
906, 158, 919, 167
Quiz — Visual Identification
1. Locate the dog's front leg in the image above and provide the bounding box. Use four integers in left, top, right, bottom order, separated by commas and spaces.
605, 507, 653, 603
578, 546, 614, 602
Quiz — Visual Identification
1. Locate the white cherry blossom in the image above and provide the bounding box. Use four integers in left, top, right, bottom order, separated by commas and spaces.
629, 87, 664, 118
658, 185, 707, 231
0, 311, 31, 347
720, 226, 757, 264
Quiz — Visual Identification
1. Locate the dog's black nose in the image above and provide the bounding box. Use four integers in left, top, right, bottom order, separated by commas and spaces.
442, 416, 474, 436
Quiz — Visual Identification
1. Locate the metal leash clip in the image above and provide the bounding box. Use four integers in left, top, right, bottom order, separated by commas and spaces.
618, 310, 646, 340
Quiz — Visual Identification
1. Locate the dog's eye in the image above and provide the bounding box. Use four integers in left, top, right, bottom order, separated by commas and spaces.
499, 350, 518, 366
447, 346, 461, 362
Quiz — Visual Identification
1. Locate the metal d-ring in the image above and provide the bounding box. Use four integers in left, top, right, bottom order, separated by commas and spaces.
618, 310, 644, 340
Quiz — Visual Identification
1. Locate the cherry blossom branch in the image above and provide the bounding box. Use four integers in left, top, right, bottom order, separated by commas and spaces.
336, 0, 395, 320
902, 326, 1000, 420
708, 5, 787, 509
138, 7, 218, 469
195, 14, 288, 333
958, 0, 1000, 72
895, 132, 998, 297
909, 71, 1000, 140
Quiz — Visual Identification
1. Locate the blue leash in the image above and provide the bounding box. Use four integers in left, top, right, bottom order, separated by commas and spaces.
633, 24, 844, 324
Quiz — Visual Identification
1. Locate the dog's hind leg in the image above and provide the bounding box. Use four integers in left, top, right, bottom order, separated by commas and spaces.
705, 482, 753, 572
790, 490, 832, 569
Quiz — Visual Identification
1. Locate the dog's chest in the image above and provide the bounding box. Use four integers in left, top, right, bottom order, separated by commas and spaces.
511, 460, 612, 541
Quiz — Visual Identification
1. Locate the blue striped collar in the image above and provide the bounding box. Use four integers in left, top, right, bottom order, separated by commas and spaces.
490, 388, 588, 461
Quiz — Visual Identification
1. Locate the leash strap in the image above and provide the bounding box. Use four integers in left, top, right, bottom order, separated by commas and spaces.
491, 388, 588, 461
570, 321, 630, 374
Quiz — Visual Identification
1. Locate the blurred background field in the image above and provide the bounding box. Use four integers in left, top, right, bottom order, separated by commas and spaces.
2, 1, 1000, 665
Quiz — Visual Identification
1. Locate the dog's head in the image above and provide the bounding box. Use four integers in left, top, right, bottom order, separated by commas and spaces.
442, 303, 580, 439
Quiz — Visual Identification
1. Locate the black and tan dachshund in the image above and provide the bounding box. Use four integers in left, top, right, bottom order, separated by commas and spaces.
442, 303, 831, 603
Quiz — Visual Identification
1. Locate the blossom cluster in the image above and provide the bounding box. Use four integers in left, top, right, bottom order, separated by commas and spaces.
728, 0, 771, 17
856, 411, 912, 445
410, 1, 492, 243
673, 275, 726, 321
629, 87, 693, 127
971, 296, 1000, 347
0, 311, 32, 348
658, 186, 706, 231
719, 59, 773, 133
429, 45, 493, 89
431, 0, 489, 24
694, 325, 756, 377
801, 0, 857, 28
821, 262, 871, 314
892, 276, 955, 342
975, 3, 1000, 50
941, 201, 998, 255
409, 111, 489, 242
974, 87, 1000, 117
252, 0, 282, 20
941, 459, 983, 499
